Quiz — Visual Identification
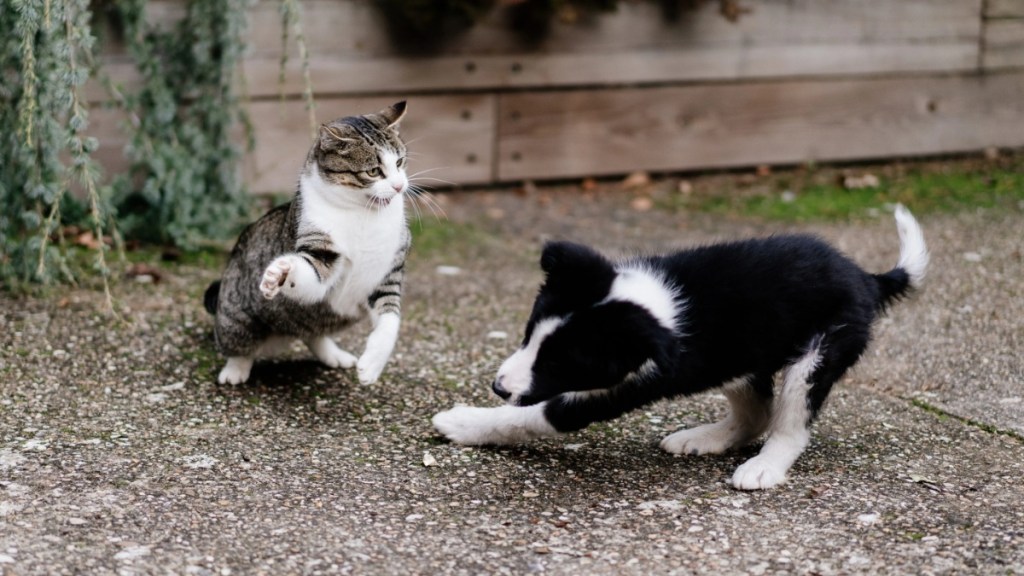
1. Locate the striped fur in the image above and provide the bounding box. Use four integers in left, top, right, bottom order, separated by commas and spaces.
205, 102, 412, 386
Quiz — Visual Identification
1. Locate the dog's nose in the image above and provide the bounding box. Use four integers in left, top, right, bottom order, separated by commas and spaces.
492, 377, 511, 400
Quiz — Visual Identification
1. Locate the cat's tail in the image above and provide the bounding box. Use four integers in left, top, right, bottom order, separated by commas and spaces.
203, 281, 220, 315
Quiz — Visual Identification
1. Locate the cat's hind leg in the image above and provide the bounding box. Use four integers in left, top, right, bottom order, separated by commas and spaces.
305, 336, 357, 369
218, 356, 254, 385
215, 337, 290, 385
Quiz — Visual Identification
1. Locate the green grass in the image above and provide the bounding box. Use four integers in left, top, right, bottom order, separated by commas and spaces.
409, 218, 487, 258
672, 160, 1024, 222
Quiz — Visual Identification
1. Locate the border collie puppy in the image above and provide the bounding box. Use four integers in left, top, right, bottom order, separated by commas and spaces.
433, 206, 928, 490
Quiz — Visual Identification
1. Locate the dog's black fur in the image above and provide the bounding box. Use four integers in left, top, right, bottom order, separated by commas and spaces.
527, 234, 909, 431
434, 207, 927, 489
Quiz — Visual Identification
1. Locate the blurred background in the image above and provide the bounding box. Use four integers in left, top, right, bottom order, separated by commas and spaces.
2, 0, 1023, 288
92, 0, 1024, 191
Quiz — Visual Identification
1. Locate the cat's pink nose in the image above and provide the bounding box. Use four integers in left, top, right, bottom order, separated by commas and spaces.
392, 182, 404, 193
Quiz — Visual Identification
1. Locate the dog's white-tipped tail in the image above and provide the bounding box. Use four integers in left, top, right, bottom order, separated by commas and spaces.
894, 204, 929, 289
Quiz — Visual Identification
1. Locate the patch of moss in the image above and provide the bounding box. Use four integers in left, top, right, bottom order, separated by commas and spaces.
666, 158, 1024, 222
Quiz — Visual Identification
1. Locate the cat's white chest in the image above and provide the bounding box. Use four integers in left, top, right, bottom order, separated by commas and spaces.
304, 199, 405, 318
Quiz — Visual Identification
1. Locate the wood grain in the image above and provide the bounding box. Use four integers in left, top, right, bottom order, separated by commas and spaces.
986, 0, 1024, 18
244, 0, 981, 96
243, 0, 980, 59
983, 20, 1024, 69
249, 41, 979, 98
86, 95, 495, 193
496, 72, 1024, 181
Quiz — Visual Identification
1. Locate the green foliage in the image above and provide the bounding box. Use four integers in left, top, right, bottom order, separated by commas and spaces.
374, 0, 494, 50
1, 0, 256, 296
108, 0, 254, 250
0, 0, 115, 295
373, 0, 622, 49
666, 158, 1024, 222
278, 0, 317, 139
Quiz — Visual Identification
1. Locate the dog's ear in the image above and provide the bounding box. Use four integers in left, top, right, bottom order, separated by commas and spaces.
541, 241, 589, 273
539, 241, 616, 303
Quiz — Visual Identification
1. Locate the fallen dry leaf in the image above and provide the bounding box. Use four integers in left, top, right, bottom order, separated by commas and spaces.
622, 171, 651, 189
630, 197, 654, 212
843, 174, 880, 190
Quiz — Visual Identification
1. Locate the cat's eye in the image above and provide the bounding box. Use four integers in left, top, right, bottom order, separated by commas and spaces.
367, 167, 383, 178
397, 156, 407, 168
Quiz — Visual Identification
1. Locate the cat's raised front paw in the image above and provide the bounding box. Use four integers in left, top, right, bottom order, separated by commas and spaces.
260, 257, 293, 300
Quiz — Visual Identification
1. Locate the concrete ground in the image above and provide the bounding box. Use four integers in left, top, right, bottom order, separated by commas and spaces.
1, 177, 1022, 575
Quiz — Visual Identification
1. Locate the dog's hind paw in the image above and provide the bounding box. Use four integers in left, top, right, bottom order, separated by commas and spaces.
731, 455, 787, 490
660, 422, 741, 455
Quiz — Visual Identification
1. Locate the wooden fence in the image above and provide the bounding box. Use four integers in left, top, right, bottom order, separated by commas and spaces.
90, 0, 1024, 193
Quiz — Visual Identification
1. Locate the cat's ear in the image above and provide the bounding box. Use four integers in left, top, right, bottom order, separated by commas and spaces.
318, 124, 358, 153
379, 101, 407, 130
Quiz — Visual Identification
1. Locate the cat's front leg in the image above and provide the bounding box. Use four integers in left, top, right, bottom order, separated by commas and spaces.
259, 255, 329, 304
356, 312, 400, 384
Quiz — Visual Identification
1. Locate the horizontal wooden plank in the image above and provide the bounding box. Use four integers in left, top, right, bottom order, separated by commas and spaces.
86, 95, 494, 193
983, 20, 1024, 69
243, 0, 980, 95
243, 95, 495, 193
249, 41, 978, 98
90, 0, 982, 101
985, 0, 1024, 18
496, 72, 1024, 181
244, 0, 980, 60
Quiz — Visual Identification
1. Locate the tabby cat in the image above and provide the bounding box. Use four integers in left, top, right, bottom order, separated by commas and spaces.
204, 102, 411, 385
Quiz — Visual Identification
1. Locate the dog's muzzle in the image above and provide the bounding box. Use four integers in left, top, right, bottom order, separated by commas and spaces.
491, 377, 512, 400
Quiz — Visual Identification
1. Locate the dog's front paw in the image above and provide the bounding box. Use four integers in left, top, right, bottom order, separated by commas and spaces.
731, 455, 787, 490
260, 257, 294, 300
432, 404, 557, 446
432, 406, 505, 445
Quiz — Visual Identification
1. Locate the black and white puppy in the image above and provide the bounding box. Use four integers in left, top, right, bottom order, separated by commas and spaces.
433, 206, 928, 490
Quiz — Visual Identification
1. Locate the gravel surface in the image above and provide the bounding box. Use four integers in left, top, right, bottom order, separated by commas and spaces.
1, 181, 1022, 575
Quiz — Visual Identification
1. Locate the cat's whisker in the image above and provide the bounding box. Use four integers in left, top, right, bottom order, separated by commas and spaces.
408, 166, 451, 180
410, 176, 457, 187
407, 195, 439, 223
402, 135, 428, 147
407, 187, 448, 221
405, 192, 425, 222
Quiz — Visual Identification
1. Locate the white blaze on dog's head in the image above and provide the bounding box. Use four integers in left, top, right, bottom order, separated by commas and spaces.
494, 317, 565, 400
